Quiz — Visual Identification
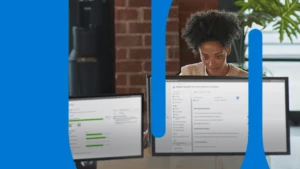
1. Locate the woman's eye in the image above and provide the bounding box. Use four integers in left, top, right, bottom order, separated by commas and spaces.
216, 55, 222, 59
203, 56, 209, 60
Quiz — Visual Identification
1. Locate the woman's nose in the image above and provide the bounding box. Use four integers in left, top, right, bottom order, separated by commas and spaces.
208, 59, 216, 67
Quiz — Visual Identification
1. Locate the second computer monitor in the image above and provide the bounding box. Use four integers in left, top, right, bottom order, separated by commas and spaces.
146, 76, 290, 156
69, 94, 144, 161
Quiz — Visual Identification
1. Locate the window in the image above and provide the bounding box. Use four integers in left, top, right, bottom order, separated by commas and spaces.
244, 0, 300, 60
243, 0, 300, 111
245, 61, 300, 111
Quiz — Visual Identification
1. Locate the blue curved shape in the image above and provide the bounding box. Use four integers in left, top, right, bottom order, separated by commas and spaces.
151, 0, 173, 138
241, 29, 270, 169
0, 0, 75, 169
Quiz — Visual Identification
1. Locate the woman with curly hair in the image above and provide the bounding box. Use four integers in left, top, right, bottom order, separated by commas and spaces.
178, 10, 270, 168
180, 10, 248, 76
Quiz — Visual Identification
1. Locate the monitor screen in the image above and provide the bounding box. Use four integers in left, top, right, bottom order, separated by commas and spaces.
69, 94, 144, 161
146, 76, 290, 156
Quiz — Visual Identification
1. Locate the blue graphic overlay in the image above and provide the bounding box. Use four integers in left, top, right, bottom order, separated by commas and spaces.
0, 1, 74, 169
151, 0, 173, 138
241, 29, 270, 169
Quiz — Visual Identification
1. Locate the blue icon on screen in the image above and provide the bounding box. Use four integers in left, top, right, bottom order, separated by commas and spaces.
236, 96, 240, 100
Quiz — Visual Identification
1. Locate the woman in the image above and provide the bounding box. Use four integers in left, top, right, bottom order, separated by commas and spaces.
143, 10, 247, 138
144, 9, 269, 168
180, 10, 248, 76
179, 10, 270, 168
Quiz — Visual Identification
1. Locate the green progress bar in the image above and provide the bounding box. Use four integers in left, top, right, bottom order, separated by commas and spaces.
86, 133, 102, 136
69, 118, 103, 122
86, 144, 103, 147
86, 137, 106, 140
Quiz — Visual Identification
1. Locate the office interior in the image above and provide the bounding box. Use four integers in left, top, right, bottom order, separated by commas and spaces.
69, 0, 300, 169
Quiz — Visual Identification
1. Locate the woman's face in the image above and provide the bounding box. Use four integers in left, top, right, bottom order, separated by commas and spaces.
199, 41, 231, 75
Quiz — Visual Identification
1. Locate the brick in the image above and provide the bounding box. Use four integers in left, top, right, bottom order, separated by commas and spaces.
116, 87, 128, 94
167, 60, 180, 72
171, 0, 179, 6
116, 35, 143, 47
144, 61, 151, 72
179, 11, 194, 27
179, 0, 205, 11
128, 0, 150, 7
205, 2, 218, 9
168, 7, 179, 19
144, 35, 151, 46
166, 34, 179, 46
115, 9, 138, 21
144, 101, 148, 113
168, 46, 180, 59
116, 48, 127, 60
129, 22, 151, 34
143, 8, 151, 20
115, 0, 126, 7
116, 61, 143, 72
166, 71, 180, 75
115, 23, 127, 34
143, 115, 147, 129
166, 20, 179, 32
116, 74, 127, 86
129, 48, 151, 59
144, 100, 148, 107
128, 87, 144, 93
143, 115, 148, 130
144, 60, 180, 73
129, 74, 146, 86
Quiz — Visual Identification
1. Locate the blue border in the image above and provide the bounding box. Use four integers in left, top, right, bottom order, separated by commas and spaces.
0, 1, 74, 168
151, 0, 173, 138
241, 29, 270, 169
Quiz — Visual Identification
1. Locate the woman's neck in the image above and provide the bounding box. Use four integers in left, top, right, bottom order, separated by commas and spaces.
206, 63, 230, 76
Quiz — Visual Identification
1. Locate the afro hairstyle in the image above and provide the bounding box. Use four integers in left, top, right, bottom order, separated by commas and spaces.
182, 10, 242, 54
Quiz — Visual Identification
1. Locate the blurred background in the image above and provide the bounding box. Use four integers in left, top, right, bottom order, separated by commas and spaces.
69, 0, 300, 130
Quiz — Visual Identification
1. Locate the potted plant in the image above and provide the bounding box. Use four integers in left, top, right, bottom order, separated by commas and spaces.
231, 0, 300, 76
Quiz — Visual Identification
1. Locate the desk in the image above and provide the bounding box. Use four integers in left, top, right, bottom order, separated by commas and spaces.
96, 127, 300, 169
97, 149, 269, 169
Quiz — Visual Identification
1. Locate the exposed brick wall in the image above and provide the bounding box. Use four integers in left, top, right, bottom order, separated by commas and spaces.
178, 0, 218, 67
114, 0, 180, 128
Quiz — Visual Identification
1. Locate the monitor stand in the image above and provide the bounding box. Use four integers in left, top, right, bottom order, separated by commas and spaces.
75, 161, 97, 169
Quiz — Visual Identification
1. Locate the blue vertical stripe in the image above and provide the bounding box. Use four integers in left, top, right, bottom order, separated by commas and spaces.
241, 29, 270, 169
151, 0, 173, 138
0, 0, 73, 169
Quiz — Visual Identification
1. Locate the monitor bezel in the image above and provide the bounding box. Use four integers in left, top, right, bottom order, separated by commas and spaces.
146, 75, 291, 156
69, 93, 145, 162
289, 111, 300, 126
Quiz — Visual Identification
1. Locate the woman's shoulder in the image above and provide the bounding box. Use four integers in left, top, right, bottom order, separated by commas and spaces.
179, 62, 205, 75
229, 64, 248, 76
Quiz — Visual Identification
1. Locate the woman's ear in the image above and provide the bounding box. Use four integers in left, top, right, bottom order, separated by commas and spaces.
226, 44, 232, 56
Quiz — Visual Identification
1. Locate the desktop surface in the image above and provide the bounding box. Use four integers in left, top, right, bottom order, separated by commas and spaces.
146, 76, 290, 156
69, 94, 144, 161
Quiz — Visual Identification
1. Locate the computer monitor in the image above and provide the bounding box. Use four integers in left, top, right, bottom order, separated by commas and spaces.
289, 77, 300, 124
146, 76, 290, 156
69, 94, 144, 161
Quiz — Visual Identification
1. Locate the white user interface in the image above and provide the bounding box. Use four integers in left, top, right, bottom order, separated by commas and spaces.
152, 78, 288, 154
69, 95, 143, 160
